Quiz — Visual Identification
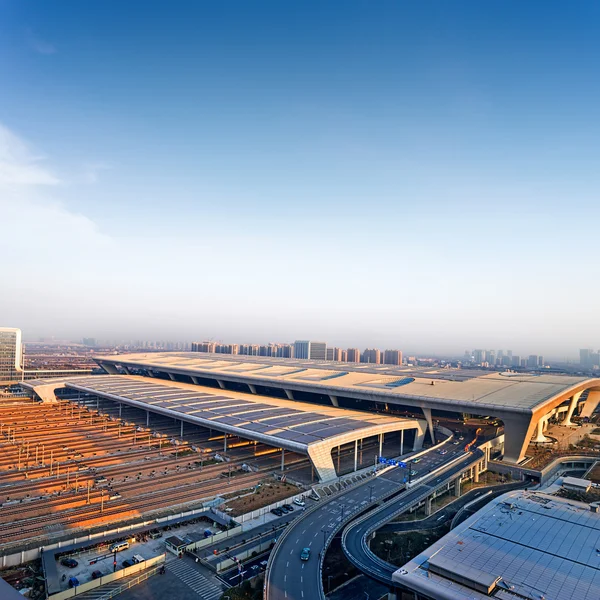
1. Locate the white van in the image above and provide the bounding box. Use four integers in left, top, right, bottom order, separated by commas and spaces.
109, 541, 130, 553
132, 554, 145, 564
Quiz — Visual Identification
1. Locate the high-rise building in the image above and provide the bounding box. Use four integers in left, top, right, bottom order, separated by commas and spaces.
538, 355, 544, 367
347, 348, 360, 363
362, 348, 381, 364
473, 349, 485, 364
341, 350, 348, 362
294, 340, 327, 361
191, 341, 216, 353
581, 349, 593, 368
326, 347, 343, 361
0, 327, 23, 382
527, 355, 539, 368
511, 355, 521, 367
487, 350, 496, 366
383, 349, 403, 365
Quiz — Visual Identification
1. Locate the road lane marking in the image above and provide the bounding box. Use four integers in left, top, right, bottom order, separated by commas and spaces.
286, 561, 289, 567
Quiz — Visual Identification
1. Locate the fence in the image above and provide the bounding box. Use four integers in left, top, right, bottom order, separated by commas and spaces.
49, 554, 165, 600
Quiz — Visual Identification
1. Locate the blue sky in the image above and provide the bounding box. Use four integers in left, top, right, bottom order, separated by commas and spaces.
1, 1, 600, 357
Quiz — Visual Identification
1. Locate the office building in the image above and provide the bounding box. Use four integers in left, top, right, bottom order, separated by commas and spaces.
294, 340, 327, 361
538, 355, 544, 367
527, 354, 539, 368
383, 349, 402, 365
473, 349, 485, 364
0, 327, 23, 382
326, 347, 343, 361
341, 350, 347, 362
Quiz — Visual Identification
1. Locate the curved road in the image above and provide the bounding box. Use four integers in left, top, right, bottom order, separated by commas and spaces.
341, 449, 484, 585
264, 436, 471, 600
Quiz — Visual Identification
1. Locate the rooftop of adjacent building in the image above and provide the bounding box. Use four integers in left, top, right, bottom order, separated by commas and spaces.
394, 489, 600, 600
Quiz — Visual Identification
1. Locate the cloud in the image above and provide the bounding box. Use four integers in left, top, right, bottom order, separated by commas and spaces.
25, 28, 57, 55
80, 162, 112, 184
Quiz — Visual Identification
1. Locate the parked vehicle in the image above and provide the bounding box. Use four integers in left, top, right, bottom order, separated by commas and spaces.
110, 541, 130, 553
91, 570, 102, 580
149, 530, 162, 539
122, 560, 133, 568
132, 554, 145, 564
280, 505, 290, 513
283, 504, 294, 512
270, 507, 283, 516
61, 558, 78, 568
293, 498, 305, 507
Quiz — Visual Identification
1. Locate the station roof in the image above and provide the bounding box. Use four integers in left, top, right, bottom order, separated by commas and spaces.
23, 375, 421, 454
394, 490, 600, 600
95, 352, 594, 414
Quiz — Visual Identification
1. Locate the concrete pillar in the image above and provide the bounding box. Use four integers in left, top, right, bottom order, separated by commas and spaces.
532, 418, 550, 443
191, 376, 199, 385
354, 439, 358, 472
329, 395, 339, 407
454, 477, 461, 497
564, 392, 583, 426
425, 497, 432, 516
119, 403, 122, 418
100, 362, 119, 375
581, 390, 600, 419
285, 389, 294, 401
122, 365, 131, 375
378, 434, 383, 457
167, 373, 176, 381
400, 429, 404, 455
146, 411, 150, 426
474, 463, 480, 483
96, 397, 99, 409
248, 384, 256, 394
180, 421, 184, 437
223, 435, 228, 452
502, 414, 538, 464
217, 380, 226, 390
281, 448, 285, 471
412, 425, 426, 451
422, 407, 436, 444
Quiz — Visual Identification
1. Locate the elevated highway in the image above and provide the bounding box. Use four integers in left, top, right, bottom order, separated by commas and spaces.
264, 436, 476, 600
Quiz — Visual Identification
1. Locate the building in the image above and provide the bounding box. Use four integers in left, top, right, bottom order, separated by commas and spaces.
326, 347, 343, 361
93, 352, 600, 465
393, 490, 600, 600
0, 327, 93, 383
527, 355, 539, 368
0, 327, 23, 382
293, 340, 326, 361
362, 348, 381, 364
347, 348, 360, 363
383, 349, 402, 365
473, 349, 485, 364
538, 355, 544, 367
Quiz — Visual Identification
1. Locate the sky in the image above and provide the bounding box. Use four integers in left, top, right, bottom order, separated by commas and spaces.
1, 1, 600, 359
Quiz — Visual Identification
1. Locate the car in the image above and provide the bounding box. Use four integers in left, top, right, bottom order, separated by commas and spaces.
458, 436, 465, 441
412, 458, 421, 463
68, 577, 79, 588
270, 508, 284, 516
61, 558, 78, 568
439, 449, 448, 455
260, 560, 268, 570
300, 547, 311, 561
283, 504, 294, 512
280, 505, 290, 513
453, 440, 460, 445
293, 498, 305, 507
122, 560, 133, 568
410, 470, 417, 476
91, 570, 102, 580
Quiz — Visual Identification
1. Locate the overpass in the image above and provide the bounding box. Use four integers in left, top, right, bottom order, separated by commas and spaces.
264, 433, 484, 600
21, 375, 426, 482
93, 352, 600, 465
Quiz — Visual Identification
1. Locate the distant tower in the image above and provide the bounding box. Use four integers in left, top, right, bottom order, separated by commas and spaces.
0, 327, 23, 382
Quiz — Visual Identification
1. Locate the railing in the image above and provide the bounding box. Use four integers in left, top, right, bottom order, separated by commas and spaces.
95, 564, 163, 600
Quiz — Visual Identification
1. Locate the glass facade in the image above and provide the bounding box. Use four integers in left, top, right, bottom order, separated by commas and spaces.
0, 328, 23, 383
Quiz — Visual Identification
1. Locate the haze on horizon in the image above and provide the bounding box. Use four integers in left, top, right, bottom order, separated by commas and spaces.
2, 1, 600, 361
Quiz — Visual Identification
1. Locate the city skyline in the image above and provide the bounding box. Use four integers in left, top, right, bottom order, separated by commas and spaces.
3, 2, 600, 358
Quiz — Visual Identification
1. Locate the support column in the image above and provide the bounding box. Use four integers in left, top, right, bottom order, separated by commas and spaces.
354, 439, 358, 472
191, 376, 199, 385
532, 418, 550, 443
217, 380, 226, 390
96, 398, 99, 410
422, 407, 435, 444
502, 414, 538, 464
146, 411, 150, 426
167, 372, 176, 381
180, 421, 184, 437
281, 448, 285, 471
284, 389, 294, 401
454, 477, 461, 497
425, 497, 432, 516
122, 365, 131, 375
100, 362, 119, 375
581, 390, 600, 419
378, 433, 383, 457
400, 429, 404, 455
329, 395, 339, 408
224, 435, 227, 452
247, 384, 256, 394
564, 392, 583, 426
474, 463, 480, 483
119, 403, 122, 418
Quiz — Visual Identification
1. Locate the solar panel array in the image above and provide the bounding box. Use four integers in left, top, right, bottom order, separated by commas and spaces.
66, 376, 399, 448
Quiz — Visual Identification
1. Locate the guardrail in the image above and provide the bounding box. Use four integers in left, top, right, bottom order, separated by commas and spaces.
341, 450, 484, 584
